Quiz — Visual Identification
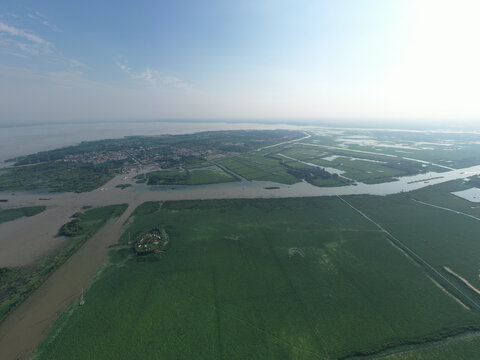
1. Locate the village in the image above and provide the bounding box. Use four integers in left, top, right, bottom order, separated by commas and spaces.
134, 228, 169, 255
62, 145, 205, 166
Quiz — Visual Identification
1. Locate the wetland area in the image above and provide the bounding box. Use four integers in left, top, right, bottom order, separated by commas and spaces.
3, 124, 480, 359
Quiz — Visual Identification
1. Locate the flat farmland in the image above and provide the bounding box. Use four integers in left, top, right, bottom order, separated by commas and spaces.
304, 131, 480, 169
140, 166, 238, 186
34, 197, 480, 360
280, 144, 444, 184
217, 137, 448, 187
384, 336, 480, 359
348, 189, 480, 307
218, 152, 299, 184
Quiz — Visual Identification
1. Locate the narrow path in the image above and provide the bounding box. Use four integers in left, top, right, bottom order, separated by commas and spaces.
0, 202, 137, 360
411, 199, 480, 222
363, 330, 480, 359
214, 162, 248, 182
298, 142, 455, 170
402, 157, 455, 170
336, 196, 480, 310
256, 131, 311, 151
298, 142, 397, 158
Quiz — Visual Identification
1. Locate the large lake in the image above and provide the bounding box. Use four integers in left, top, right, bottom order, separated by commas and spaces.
0, 121, 302, 165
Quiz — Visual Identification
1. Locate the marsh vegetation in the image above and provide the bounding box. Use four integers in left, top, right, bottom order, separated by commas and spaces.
34, 194, 480, 359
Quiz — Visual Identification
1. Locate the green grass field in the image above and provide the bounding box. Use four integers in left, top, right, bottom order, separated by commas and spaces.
278, 144, 445, 184
384, 336, 480, 359
0, 161, 119, 193
140, 166, 238, 185
218, 150, 349, 186
34, 197, 480, 359
0, 206, 46, 224
303, 130, 480, 169
218, 151, 300, 184
347, 191, 480, 304
216, 136, 450, 187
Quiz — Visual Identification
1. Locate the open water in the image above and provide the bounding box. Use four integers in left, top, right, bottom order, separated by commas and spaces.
0, 121, 302, 166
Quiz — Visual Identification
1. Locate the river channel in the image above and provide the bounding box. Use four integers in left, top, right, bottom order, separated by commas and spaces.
1, 163, 480, 359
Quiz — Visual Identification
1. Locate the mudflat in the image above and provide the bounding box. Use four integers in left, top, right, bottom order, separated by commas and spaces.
0, 205, 76, 267
0, 201, 137, 360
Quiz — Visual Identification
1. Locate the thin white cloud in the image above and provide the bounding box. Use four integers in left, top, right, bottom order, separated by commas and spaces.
0, 20, 49, 44
0, 19, 84, 68
66, 57, 86, 68
158, 75, 189, 89
0, 20, 54, 57
116, 60, 190, 89
17, 41, 52, 56
131, 68, 157, 84
116, 60, 131, 73
27, 12, 62, 32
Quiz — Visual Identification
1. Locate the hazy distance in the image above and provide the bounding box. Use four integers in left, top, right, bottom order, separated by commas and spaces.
1, 0, 479, 126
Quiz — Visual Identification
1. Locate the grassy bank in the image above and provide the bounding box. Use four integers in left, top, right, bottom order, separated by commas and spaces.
0, 206, 46, 224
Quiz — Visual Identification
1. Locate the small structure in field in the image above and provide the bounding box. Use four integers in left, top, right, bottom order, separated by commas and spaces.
288, 248, 305, 259
134, 228, 169, 255
79, 288, 85, 306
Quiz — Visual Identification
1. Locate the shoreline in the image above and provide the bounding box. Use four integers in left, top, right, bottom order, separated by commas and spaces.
0, 202, 138, 360
0, 159, 479, 359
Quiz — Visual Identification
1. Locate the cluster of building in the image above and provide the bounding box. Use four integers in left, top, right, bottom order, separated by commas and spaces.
134, 228, 169, 255
64, 151, 132, 165
62, 146, 208, 167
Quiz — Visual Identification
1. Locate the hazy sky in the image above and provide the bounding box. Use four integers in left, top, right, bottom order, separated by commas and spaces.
0, 0, 479, 125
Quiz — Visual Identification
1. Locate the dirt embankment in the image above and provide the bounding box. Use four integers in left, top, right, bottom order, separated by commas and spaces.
428, 276, 470, 311
444, 266, 480, 296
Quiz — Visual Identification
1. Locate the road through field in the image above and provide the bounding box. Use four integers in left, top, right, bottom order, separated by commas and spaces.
298, 142, 455, 170
336, 196, 480, 311
411, 199, 480, 222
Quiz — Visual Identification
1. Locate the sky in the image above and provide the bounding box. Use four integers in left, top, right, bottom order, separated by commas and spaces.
0, 0, 479, 125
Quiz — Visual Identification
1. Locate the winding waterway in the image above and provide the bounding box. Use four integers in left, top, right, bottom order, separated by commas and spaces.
2, 163, 480, 209
1, 164, 479, 359
2, 128, 480, 359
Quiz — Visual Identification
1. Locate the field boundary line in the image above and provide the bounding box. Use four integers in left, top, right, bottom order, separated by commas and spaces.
213, 162, 247, 182
211, 268, 224, 360
266, 237, 331, 359
298, 143, 454, 170
336, 196, 480, 310
256, 131, 311, 151
158, 271, 327, 360
297, 143, 397, 158
364, 330, 480, 360
444, 266, 480, 297
411, 198, 480, 222
427, 276, 470, 311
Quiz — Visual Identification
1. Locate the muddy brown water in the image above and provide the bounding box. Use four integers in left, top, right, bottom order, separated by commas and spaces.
0, 205, 80, 267
0, 201, 139, 360
1, 164, 480, 359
